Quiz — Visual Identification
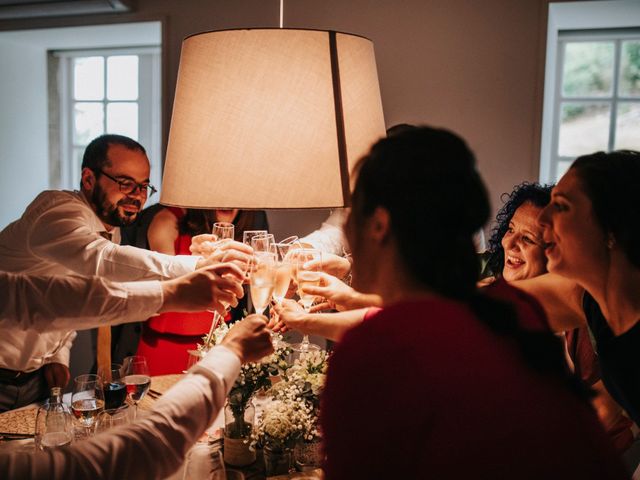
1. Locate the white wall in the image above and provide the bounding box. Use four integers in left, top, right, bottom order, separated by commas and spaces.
0, 39, 48, 228
0, 22, 160, 229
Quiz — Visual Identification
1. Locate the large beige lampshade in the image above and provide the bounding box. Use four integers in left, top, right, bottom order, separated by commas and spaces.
160, 28, 385, 209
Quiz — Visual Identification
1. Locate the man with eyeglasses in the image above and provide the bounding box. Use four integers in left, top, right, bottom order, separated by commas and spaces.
0, 134, 252, 411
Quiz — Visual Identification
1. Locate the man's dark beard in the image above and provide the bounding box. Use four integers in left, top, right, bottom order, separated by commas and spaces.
91, 184, 141, 227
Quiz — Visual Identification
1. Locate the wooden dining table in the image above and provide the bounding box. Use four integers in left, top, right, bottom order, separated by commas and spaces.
0, 374, 322, 480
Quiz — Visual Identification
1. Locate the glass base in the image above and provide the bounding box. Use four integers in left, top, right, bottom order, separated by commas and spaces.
289, 342, 320, 362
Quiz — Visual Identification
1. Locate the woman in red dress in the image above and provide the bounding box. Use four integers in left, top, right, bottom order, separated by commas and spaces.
136, 207, 267, 375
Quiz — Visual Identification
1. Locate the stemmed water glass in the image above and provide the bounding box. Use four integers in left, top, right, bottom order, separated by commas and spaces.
97, 363, 127, 410
291, 249, 322, 356
122, 355, 151, 420
71, 374, 105, 436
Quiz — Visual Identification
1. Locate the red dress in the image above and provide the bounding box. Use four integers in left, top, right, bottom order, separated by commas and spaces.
136, 207, 216, 375
321, 281, 627, 479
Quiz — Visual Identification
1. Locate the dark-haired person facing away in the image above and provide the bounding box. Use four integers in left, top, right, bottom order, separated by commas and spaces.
320, 127, 627, 479
0, 134, 250, 411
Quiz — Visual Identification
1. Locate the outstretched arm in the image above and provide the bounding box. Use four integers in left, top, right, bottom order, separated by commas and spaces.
271, 300, 369, 341
511, 273, 585, 332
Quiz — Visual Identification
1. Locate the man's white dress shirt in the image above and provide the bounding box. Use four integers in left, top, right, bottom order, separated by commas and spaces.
0, 271, 163, 332
0, 345, 240, 480
0, 190, 198, 372
300, 208, 348, 256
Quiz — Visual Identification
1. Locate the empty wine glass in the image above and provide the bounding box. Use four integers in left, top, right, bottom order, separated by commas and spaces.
250, 252, 276, 316
276, 236, 302, 260
122, 355, 151, 420
71, 374, 105, 436
212, 221, 235, 242
96, 405, 131, 433
98, 363, 127, 410
251, 233, 275, 253
243, 230, 268, 247
292, 249, 322, 356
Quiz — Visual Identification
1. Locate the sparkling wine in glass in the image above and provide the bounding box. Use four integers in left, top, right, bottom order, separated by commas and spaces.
71, 374, 105, 435
250, 252, 276, 316
122, 355, 151, 419
273, 260, 293, 304
292, 249, 322, 356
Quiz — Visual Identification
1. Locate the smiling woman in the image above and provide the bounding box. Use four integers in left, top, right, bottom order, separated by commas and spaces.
515, 150, 640, 432
486, 182, 553, 279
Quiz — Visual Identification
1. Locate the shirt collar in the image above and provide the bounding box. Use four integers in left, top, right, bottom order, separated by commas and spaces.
76, 190, 121, 242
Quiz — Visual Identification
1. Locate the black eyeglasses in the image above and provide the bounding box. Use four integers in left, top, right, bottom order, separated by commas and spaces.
97, 170, 157, 197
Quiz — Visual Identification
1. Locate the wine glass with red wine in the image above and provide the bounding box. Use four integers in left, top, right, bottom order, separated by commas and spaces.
97, 363, 127, 410
122, 355, 151, 419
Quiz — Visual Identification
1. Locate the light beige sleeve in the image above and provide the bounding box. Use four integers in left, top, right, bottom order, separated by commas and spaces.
0, 271, 163, 332
0, 346, 240, 480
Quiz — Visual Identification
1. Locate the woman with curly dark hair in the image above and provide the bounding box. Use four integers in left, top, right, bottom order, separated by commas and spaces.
516, 150, 640, 428
485, 182, 553, 280
484, 181, 635, 456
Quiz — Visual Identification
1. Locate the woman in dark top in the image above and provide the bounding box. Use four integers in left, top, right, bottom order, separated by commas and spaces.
515, 150, 640, 426
320, 127, 627, 479
485, 182, 634, 452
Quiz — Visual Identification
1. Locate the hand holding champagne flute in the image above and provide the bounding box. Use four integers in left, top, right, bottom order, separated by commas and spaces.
292, 249, 323, 355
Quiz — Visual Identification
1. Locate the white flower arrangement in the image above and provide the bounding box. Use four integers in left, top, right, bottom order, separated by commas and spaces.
252, 399, 319, 450
254, 349, 330, 449
197, 319, 231, 353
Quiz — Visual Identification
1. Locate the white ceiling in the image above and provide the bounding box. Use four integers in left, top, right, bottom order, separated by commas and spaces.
0, 21, 160, 49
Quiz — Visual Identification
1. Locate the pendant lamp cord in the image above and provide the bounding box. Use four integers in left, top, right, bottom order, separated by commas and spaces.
279, 0, 284, 28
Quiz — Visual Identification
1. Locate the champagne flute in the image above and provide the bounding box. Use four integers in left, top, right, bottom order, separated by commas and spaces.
122, 355, 151, 420
212, 221, 235, 242
251, 233, 275, 253
276, 236, 302, 259
292, 249, 322, 355
206, 222, 236, 346
243, 230, 268, 247
273, 236, 302, 304
71, 374, 105, 436
250, 252, 276, 316
98, 363, 127, 410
